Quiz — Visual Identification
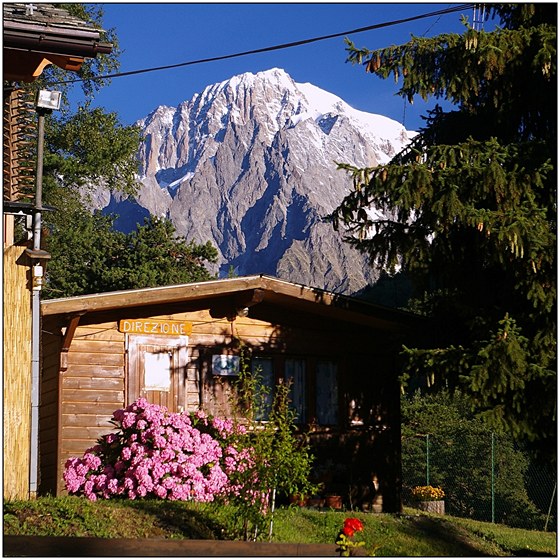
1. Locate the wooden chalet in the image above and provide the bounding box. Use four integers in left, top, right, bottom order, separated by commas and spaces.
40, 275, 421, 511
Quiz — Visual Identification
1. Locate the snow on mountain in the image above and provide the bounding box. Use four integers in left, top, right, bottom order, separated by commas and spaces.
103, 68, 414, 294
293, 80, 410, 163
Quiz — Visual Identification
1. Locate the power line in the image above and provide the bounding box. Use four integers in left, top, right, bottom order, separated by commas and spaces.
46, 4, 472, 86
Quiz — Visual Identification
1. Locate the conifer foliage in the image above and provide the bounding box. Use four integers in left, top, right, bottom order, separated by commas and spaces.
331, 5, 556, 460
44, 213, 218, 299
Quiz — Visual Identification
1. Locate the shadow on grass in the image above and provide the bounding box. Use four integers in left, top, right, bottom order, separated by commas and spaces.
121, 501, 228, 540
511, 549, 555, 557
400, 515, 497, 556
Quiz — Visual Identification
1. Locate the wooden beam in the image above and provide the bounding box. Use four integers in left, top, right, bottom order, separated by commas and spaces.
41, 277, 267, 316
45, 54, 85, 73
3, 52, 51, 82
59, 313, 84, 372
40, 276, 421, 333
234, 288, 265, 309
3, 51, 85, 82
3, 536, 339, 557
210, 289, 266, 320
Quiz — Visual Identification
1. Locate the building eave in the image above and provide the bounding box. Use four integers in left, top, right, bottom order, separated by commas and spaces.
41, 275, 423, 333
4, 25, 113, 58
3, 3, 113, 82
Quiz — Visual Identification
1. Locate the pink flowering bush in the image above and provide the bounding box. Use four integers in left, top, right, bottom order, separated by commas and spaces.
63, 398, 256, 503
189, 409, 270, 512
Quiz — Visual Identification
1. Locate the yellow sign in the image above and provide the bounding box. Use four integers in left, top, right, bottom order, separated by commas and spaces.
119, 319, 192, 336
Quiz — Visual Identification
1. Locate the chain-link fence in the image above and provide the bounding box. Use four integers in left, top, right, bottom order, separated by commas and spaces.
402, 431, 557, 531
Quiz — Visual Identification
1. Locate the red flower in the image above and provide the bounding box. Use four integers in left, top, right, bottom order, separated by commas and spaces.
342, 517, 364, 537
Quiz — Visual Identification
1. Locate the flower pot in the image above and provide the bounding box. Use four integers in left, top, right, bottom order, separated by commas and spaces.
289, 494, 308, 507
416, 499, 445, 515
307, 497, 325, 508
325, 495, 343, 509
372, 493, 383, 513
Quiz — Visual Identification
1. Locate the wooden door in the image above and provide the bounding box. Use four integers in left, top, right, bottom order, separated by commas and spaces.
127, 335, 188, 412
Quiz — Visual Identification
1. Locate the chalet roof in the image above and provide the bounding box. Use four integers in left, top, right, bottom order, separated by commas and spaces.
41, 274, 421, 333
3, 3, 112, 81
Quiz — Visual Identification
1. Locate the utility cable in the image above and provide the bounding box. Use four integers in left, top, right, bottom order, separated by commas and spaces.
46, 4, 472, 86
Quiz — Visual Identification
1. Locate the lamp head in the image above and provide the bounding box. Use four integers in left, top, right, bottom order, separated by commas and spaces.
36, 90, 62, 111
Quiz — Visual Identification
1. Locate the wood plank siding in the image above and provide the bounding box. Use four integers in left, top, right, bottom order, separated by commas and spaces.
39, 330, 61, 495
49, 321, 125, 494
43, 307, 399, 497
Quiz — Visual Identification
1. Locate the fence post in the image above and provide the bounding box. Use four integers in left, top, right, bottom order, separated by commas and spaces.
491, 432, 495, 523
426, 434, 430, 486
544, 481, 556, 532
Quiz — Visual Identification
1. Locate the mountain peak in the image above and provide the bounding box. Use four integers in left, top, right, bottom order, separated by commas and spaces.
231, 67, 292, 85
112, 69, 414, 293
193, 67, 294, 103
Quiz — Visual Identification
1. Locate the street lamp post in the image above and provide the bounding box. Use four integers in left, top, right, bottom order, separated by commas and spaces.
26, 89, 60, 497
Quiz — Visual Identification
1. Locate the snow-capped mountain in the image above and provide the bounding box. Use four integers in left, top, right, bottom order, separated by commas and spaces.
99, 68, 414, 294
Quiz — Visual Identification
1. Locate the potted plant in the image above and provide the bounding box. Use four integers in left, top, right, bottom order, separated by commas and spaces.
325, 493, 343, 509
307, 495, 325, 508
411, 485, 445, 514
289, 493, 308, 507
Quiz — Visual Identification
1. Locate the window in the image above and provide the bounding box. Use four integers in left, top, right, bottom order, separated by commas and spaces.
316, 361, 338, 425
126, 335, 188, 412
285, 358, 306, 423
251, 355, 338, 426
251, 357, 274, 421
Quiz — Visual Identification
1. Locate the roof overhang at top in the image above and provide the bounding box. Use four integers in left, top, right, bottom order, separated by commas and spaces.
41, 275, 422, 333
3, 3, 113, 82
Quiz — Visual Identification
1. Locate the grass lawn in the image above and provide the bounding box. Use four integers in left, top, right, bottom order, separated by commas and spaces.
3, 496, 556, 556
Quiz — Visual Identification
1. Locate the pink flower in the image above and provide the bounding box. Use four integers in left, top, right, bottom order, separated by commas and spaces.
121, 412, 137, 429
103, 433, 119, 444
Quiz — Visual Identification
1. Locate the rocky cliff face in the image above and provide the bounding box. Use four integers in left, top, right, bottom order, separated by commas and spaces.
102, 68, 413, 294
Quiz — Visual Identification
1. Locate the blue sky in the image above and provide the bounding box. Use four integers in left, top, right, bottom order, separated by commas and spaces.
78, 3, 481, 132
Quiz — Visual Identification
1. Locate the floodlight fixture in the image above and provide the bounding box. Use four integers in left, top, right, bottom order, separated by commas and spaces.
36, 89, 62, 111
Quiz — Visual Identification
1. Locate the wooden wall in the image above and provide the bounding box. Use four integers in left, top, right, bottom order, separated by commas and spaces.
39, 330, 61, 495
3, 245, 32, 500
61, 322, 126, 454
41, 320, 127, 495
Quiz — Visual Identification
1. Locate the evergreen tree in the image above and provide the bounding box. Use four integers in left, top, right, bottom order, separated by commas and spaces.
42, 204, 126, 298
330, 5, 556, 461
44, 106, 141, 196
44, 212, 218, 299
116, 216, 218, 290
